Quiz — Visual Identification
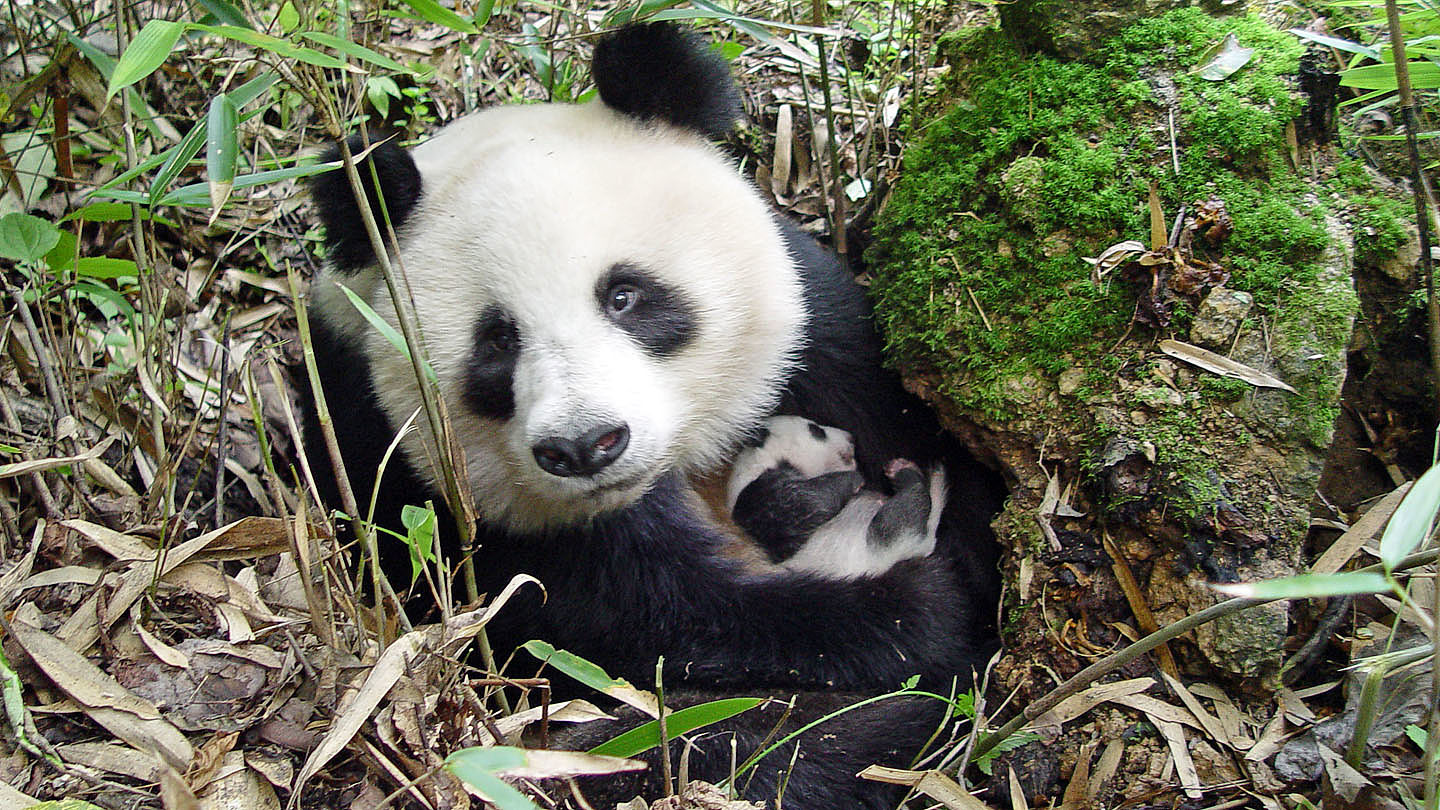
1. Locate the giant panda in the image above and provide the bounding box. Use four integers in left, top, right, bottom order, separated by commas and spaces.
303, 22, 1004, 808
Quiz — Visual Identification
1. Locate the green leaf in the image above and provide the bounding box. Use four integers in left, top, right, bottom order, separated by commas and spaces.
1212, 571, 1392, 599
275, 1, 300, 33
588, 698, 764, 758
63, 203, 147, 223
75, 258, 139, 279
1341, 60, 1440, 90
43, 229, 77, 274
196, 25, 348, 69
1380, 464, 1440, 570
301, 32, 410, 72
0, 213, 62, 263
195, 0, 250, 27
443, 748, 539, 810
336, 283, 438, 382
975, 731, 1041, 775
367, 76, 401, 119
522, 640, 627, 692
473, 0, 496, 26
400, 503, 436, 583
151, 113, 211, 206
108, 20, 187, 96
206, 93, 240, 213
396, 0, 478, 34
1406, 723, 1428, 750
1288, 28, 1381, 61
1192, 32, 1255, 81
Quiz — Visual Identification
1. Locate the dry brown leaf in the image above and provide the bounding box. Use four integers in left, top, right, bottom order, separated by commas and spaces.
1007, 765, 1029, 810
132, 602, 191, 669
1158, 340, 1297, 393
1033, 677, 1154, 728
1316, 745, 1369, 802
197, 751, 282, 810
1153, 718, 1203, 798
1313, 482, 1412, 575
63, 519, 157, 560
1109, 694, 1203, 731
485, 699, 615, 745
858, 766, 990, 810
771, 104, 793, 200
160, 761, 201, 810
11, 619, 193, 769
294, 574, 540, 795
0, 776, 39, 808
1088, 740, 1124, 797
1159, 673, 1232, 749
489, 749, 646, 780
1061, 740, 1094, 807
59, 741, 162, 781
0, 437, 114, 478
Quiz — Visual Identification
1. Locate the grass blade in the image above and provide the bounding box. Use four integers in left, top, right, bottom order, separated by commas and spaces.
588, 698, 765, 758
107, 20, 187, 97
1380, 463, 1440, 570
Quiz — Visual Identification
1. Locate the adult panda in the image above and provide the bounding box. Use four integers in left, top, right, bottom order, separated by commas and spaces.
304, 22, 1003, 807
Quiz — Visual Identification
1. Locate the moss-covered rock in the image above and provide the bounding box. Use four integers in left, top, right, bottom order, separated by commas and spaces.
869, 8, 1395, 685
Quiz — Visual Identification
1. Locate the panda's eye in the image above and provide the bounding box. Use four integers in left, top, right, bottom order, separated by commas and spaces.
482, 321, 518, 355
605, 284, 641, 316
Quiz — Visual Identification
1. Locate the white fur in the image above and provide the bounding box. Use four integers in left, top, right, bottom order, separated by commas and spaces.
724, 415, 855, 511
311, 103, 807, 532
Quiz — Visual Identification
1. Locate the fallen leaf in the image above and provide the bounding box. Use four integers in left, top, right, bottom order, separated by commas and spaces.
1193, 33, 1255, 80
1158, 339, 1297, 392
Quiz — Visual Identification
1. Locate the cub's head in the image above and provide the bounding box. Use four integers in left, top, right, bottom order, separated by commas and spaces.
310, 24, 806, 533
726, 416, 857, 510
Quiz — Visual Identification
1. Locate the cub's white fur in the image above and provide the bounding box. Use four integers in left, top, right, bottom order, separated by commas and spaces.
312, 103, 807, 532
724, 415, 856, 511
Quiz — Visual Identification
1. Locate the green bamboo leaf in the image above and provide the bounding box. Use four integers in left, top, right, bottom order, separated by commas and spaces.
1288, 28, 1381, 61
396, 0, 478, 34
0, 213, 62, 263
522, 640, 626, 692
108, 20, 187, 96
275, 1, 300, 33
300, 31, 410, 72
154, 113, 211, 205
1341, 60, 1440, 89
1213, 571, 1392, 599
75, 258, 139, 279
206, 93, 239, 214
443, 748, 538, 810
588, 698, 765, 758
336, 283, 438, 383
197, 25, 348, 69
1379, 463, 1440, 570
473, 0, 496, 26
195, 0, 251, 28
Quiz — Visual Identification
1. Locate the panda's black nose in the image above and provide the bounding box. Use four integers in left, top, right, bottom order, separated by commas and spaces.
533, 424, 630, 477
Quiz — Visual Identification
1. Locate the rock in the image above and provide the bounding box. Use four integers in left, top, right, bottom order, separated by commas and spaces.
1378, 221, 1420, 282
1058, 368, 1086, 396
999, 0, 1199, 58
1188, 287, 1253, 350
1000, 156, 1047, 226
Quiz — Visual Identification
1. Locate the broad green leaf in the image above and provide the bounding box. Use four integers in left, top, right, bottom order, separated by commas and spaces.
473, 0, 496, 27
367, 76, 401, 119
975, 730, 1041, 775
396, 0, 478, 34
522, 640, 658, 716
64, 203, 143, 222
0, 213, 62, 263
195, 0, 250, 28
1341, 60, 1440, 89
206, 93, 239, 213
336, 283, 438, 383
400, 503, 436, 583
44, 229, 77, 274
275, 1, 300, 33
301, 32, 410, 72
443, 748, 538, 810
1380, 463, 1440, 570
74, 281, 136, 320
108, 20, 187, 96
588, 698, 765, 758
1212, 571, 1391, 599
75, 258, 139, 279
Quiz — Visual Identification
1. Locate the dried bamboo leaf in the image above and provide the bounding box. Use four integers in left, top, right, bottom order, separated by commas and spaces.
858, 766, 991, 810
1158, 339, 1297, 392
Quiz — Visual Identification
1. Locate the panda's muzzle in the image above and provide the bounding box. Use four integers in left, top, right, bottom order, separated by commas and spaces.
532, 423, 630, 478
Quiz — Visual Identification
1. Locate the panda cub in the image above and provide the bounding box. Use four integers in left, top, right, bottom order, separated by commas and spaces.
729, 415, 948, 578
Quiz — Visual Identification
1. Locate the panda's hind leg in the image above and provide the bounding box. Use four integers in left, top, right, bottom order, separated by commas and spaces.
865, 460, 941, 560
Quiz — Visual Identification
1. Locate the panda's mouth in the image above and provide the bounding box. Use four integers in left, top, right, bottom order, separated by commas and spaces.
590, 471, 650, 494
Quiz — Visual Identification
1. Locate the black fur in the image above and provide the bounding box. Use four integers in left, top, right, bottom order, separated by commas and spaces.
597, 263, 698, 357
732, 465, 863, 561
463, 306, 519, 420
592, 23, 743, 140
868, 465, 930, 549
311, 133, 423, 273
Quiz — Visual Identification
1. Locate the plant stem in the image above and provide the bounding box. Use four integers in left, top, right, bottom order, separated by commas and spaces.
1383, 0, 1440, 429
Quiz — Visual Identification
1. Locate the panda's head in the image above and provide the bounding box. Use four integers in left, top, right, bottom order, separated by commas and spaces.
726, 416, 857, 510
310, 24, 807, 533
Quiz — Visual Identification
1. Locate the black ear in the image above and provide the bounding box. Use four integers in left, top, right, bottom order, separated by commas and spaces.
592, 23, 743, 140
311, 133, 423, 273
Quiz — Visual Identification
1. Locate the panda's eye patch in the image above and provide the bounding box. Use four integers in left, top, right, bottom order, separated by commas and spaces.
596, 263, 697, 357
465, 307, 519, 420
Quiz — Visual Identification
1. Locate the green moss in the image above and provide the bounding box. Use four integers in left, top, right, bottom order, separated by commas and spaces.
1352, 193, 1412, 267
870, 8, 1330, 419
1199, 375, 1251, 402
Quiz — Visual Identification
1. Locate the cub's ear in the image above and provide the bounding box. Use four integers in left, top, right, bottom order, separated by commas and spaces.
592, 23, 743, 140
311, 133, 422, 273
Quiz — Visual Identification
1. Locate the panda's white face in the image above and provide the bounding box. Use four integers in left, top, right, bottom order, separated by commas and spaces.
314, 103, 807, 532
725, 416, 857, 510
